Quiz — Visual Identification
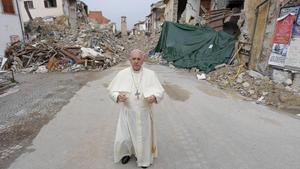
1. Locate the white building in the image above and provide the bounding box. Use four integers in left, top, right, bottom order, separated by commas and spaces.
18, 0, 78, 28
150, 1, 166, 31
18, 0, 64, 22
139, 23, 146, 31
137, 21, 147, 31
132, 20, 147, 35
0, 0, 24, 58
0, 0, 80, 58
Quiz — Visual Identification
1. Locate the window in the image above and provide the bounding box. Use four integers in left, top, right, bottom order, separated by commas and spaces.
1, 0, 15, 14
44, 0, 57, 8
24, 1, 34, 9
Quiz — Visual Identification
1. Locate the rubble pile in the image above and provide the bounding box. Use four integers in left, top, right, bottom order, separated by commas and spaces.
24, 16, 69, 41
123, 33, 162, 63
207, 65, 300, 109
3, 17, 126, 73
126, 33, 160, 57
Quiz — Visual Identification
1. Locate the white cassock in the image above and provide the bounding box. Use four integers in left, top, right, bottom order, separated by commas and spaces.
107, 66, 164, 167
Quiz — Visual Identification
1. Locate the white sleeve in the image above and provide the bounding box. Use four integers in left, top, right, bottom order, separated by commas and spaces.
153, 72, 164, 104
107, 71, 121, 103
154, 91, 164, 103
109, 91, 119, 103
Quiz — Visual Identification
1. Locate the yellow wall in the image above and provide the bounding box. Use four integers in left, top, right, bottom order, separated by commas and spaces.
245, 0, 271, 70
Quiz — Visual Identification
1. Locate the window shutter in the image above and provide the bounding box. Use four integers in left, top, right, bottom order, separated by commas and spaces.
2, 0, 15, 14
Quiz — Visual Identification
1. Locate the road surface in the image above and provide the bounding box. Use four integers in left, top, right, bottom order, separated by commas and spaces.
7, 62, 300, 169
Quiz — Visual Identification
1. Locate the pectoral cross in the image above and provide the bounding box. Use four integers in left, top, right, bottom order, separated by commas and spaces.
135, 90, 140, 99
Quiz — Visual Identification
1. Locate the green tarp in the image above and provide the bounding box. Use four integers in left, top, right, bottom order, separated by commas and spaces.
155, 22, 236, 73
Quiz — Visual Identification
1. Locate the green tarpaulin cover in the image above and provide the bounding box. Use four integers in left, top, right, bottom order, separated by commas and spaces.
155, 22, 236, 73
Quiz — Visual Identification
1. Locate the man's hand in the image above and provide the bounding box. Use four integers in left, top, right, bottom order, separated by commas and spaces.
117, 94, 128, 103
145, 95, 157, 104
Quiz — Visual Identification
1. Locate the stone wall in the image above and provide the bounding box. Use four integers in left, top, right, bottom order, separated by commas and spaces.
164, 0, 178, 22
180, 0, 200, 24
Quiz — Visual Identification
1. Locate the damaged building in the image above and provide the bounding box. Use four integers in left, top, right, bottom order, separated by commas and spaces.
151, 0, 300, 106
19, 0, 86, 29
88, 11, 110, 25
0, 0, 127, 76
159, 0, 300, 89
19, 0, 65, 22
163, 0, 243, 30
0, 0, 89, 58
163, 0, 201, 24
224, 0, 300, 89
132, 21, 147, 35
150, 1, 166, 32
0, 0, 24, 59
88, 10, 116, 31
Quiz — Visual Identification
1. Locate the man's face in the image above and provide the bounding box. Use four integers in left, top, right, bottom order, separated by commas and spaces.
130, 53, 144, 71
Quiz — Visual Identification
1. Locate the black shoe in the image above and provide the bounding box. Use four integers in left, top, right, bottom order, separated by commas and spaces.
121, 156, 130, 164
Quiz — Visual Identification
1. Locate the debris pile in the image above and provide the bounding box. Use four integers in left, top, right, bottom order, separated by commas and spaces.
206, 65, 300, 109
126, 33, 160, 57
2, 17, 126, 73
123, 32, 161, 63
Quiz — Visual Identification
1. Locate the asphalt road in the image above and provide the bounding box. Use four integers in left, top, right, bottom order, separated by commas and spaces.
7, 62, 300, 169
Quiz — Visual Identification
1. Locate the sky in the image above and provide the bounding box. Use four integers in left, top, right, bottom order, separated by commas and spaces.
82, 0, 159, 30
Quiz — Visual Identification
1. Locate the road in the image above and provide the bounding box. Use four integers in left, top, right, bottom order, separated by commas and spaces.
7, 62, 300, 169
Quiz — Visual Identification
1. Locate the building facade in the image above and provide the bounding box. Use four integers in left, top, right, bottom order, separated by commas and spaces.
18, 0, 64, 22
88, 11, 110, 25
0, 0, 24, 57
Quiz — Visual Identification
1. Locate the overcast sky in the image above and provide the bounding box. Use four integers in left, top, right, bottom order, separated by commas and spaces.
82, 0, 158, 30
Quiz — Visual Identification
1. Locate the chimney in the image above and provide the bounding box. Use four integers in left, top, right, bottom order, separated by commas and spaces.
121, 16, 128, 37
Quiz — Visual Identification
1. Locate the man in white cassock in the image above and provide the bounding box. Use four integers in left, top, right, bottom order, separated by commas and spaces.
107, 49, 164, 168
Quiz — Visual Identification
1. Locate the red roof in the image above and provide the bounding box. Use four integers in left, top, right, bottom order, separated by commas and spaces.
88, 11, 110, 24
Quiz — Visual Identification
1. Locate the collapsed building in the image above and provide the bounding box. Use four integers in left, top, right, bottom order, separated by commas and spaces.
150, 1, 166, 32
0, 0, 127, 95
149, 0, 300, 108
132, 21, 147, 35
154, 0, 300, 88
0, 0, 89, 59
130, 1, 166, 35
2, 17, 125, 72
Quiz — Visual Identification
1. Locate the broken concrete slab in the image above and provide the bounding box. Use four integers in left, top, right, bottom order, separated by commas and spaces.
284, 79, 293, 86
272, 69, 292, 84
292, 73, 300, 91
256, 96, 265, 104
247, 70, 264, 79
81, 47, 104, 59
196, 73, 206, 80
215, 63, 226, 69
236, 72, 245, 84
35, 66, 48, 73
